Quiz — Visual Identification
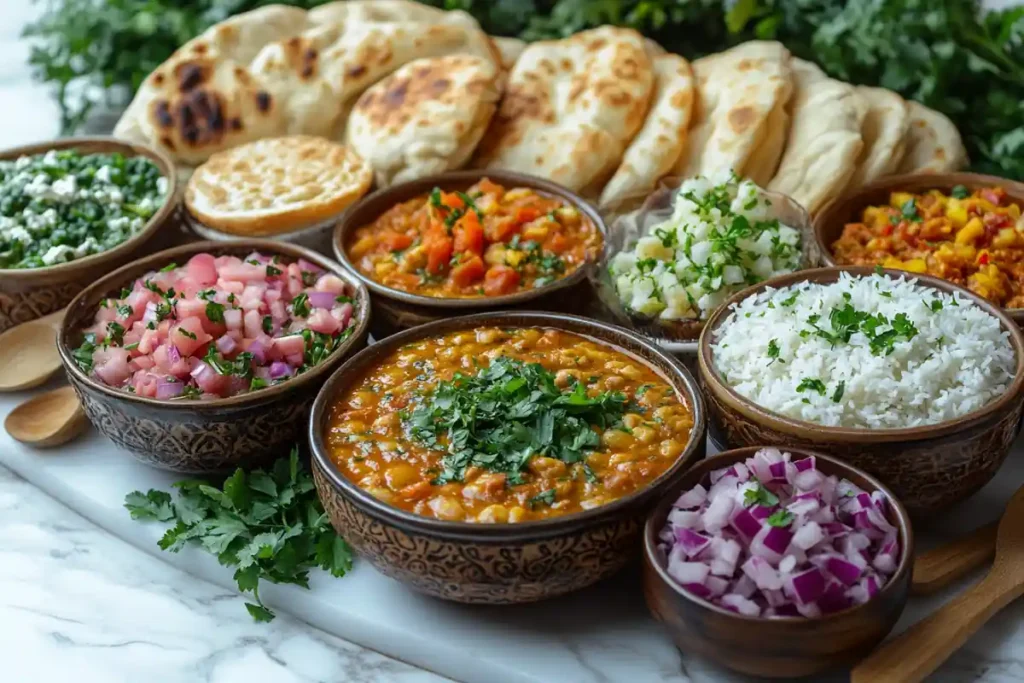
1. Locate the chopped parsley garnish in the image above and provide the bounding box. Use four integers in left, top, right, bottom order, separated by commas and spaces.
72, 332, 97, 373
832, 381, 846, 403
900, 198, 922, 222
177, 327, 197, 340
106, 321, 125, 346
158, 262, 177, 272
766, 509, 794, 527
929, 298, 943, 312
766, 338, 782, 365
743, 481, 779, 508
405, 356, 627, 485
780, 293, 799, 307
951, 185, 970, 200
806, 303, 918, 356
291, 293, 310, 318
262, 315, 273, 334
266, 265, 282, 277
205, 301, 225, 323
796, 377, 827, 395
116, 303, 133, 318
527, 489, 557, 509
654, 227, 678, 248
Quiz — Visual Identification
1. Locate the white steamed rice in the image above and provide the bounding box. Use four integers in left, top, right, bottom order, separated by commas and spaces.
711, 272, 1016, 429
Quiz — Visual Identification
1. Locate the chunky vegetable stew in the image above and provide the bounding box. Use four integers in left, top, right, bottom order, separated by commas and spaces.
831, 186, 1024, 307
346, 179, 602, 298
325, 327, 694, 523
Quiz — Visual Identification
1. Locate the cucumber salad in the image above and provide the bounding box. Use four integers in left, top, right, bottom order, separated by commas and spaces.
610, 171, 803, 321
0, 149, 167, 269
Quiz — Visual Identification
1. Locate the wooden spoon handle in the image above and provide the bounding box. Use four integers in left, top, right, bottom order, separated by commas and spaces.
39, 307, 67, 330
912, 521, 998, 595
851, 572, 1023, 683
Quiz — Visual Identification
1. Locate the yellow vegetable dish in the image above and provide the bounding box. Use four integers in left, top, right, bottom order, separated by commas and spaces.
832, 185, 1024, 307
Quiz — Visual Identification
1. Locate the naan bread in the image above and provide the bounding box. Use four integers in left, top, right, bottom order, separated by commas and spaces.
114, 5, 499, 166
767, 59, 865, 214
599, 53, 694, 209
897, 101, 968, 174
493, 37, 526, 70
474, 26, 654, 196
308, 0, 446, 24
848, 86, 909, 187
346, 55, 503, 186
674, 41, 792, 185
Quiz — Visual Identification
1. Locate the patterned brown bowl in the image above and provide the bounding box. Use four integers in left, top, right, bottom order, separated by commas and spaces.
0, 136, 179, 333
813, 171, 1024, 326
643, 447, 913, 679
698, 266, 1024, 518
308, 311, 707, 604
331, 170, 606, 338
57, 240, 370, 473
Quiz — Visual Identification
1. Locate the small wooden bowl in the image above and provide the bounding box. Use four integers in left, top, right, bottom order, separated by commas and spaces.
698, 266, 1024, 518
814, 172, 1024, 326
309, 311, 707, 604
332, 170, 606, 338
643, 447, 913, 679
57, 240, 370, 473
0, 137, 179, 333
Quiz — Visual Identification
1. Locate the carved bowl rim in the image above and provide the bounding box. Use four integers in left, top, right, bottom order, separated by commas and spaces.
698, 266, 1024, 443
309, 310, 707, 543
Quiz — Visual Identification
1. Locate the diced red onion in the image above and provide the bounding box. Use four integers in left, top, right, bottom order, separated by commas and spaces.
216, 335, 237, 355
674, 528, 711, 558
721, 594, 761, 617
168, 344, 181, 364
297, 258, 323, 274
751, 505, 773, 520
825, 556, 863, 586
730, 507, 762, 540
768, 461, 787, 481
793, 521, 824, 550
674, 484, 706, 510
156, 378, 183, 399
268, 361, 292, 380
794, 456, 816, 472
702, 494, 734, 534
668, 561, 710, 586
706, 576, 730, 596
307, 291, 337, 310
786, 567, 826, 605
667, 509, 701, 529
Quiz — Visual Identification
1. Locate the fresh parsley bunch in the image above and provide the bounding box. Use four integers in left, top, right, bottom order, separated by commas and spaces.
124, 446, 352, 622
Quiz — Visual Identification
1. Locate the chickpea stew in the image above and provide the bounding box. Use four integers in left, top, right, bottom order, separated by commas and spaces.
831, 185, 1024, 307
325, 327, 694, 523
345, 179, 602, 299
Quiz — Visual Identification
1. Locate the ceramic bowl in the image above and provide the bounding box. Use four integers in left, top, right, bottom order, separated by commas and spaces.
643, 446, 913, 678
309, 311, 707, 604
814, 172, 1024, 326
332, 170, 606, 338
591, 177, 819, 356
0, 136, 179, 333
698, 266, 1024, 518
57, 240, 370, 473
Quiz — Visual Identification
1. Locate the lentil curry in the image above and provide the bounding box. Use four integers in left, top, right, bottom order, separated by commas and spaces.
831, 185, 1024, 307
345, 178, 602, 298
325, 327, 693, 523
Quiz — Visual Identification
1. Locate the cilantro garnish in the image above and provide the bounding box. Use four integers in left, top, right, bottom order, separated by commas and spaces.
177, 327, 197, 340
106, 321, 125, 346
951, 185, 970, 200
124, 446, 353, 622
528, 489, 558, 509
266, 265, 282, 277
832, 380, 846, 403
743, 481, 779, 508
158, 262, 178, 273
205, 301, 225, 323
900, 198, 922, 222
766, 509, 794, 527
72, 332, 97, 373
796, 377, 827, 395
291, 293, 310, 318
767, 338, 782, 365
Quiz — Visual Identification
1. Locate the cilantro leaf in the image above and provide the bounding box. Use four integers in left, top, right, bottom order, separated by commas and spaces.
743, 482, 779, 508
766, 509, 794, 527
124, 490, 174, 521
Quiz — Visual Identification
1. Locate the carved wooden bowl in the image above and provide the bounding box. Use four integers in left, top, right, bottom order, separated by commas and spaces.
698, 266, 1024, 519
643, 447, 913, 678
57, 240, 370, 473
0, 137, 179, 333
309, 311, 707, 604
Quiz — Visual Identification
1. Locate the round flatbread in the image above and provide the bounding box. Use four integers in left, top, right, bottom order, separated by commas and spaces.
474, 26, 655, 196
767, 58, 865, 215
492, 36, 526, 70
185, 135, 373, 236
848, 86, 910, 188
599, 53, 694, 210
346, 55, 503, 186
897, 101, 968, 175
674, 41, 793, 185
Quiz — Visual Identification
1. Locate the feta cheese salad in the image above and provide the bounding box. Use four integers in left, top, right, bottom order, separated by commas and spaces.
610, 172, 804, 321
0, 149, 167, 269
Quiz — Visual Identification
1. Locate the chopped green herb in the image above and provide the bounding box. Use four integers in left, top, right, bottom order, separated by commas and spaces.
266, 265, 282, 277
951, 185, 970, 200
177, 328, 197, 340
527, 488, 557, 509
743, 481, 779, 508
205, 301, 225, 324
832, 380, 846, 403
159, 262, 177, 272
796, 377, 827, 395
766, 509, 794, 527
291, 293, 310, 318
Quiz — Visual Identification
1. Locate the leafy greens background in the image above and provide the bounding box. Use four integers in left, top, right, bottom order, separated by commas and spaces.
23, 0, 1024, 179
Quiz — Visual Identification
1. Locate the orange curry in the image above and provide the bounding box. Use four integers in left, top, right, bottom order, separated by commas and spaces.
831, 186, 1024, 307
346, 179, 602, 298
325, 327, 693, 523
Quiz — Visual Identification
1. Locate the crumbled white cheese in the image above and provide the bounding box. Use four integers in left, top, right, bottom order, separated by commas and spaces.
41, 244, 75, 265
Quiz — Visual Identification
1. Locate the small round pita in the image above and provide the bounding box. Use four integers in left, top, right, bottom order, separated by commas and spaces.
897, 101, 968, 175
848, 86, 910, 188
346, 55, 503, 187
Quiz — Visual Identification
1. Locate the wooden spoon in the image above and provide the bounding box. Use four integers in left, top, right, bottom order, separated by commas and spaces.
912, 521, 998, 595
0, 309, 66, 392
4, 386, 88, 447
852, 485, 1024, 683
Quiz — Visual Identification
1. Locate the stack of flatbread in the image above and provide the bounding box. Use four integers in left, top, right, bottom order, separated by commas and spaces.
114, 0, 969, 214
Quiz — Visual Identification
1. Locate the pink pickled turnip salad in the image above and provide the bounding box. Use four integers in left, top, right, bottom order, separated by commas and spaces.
658, 448, 901, 619
71, 251, 357, 399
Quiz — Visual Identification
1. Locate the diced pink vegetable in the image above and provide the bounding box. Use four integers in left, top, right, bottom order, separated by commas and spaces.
659, 448, 902, 620
75, 251, 357, 400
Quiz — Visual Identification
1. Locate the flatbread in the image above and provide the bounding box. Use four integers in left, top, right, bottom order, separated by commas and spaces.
346, 55, 503, 186
473, 26, 654, 196
599, 53, 694, 209
767, 58, 865, 214
185, 135, 372, 235
673, 41, 792, 185
493, 37, 526, 70
308, 0, 446, 24
897, 101, 968, 175
847, 86, 910, 187
114, 6, 499, 165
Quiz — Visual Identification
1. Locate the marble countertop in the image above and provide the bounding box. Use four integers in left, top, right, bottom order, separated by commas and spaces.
4, 2, 1024, 682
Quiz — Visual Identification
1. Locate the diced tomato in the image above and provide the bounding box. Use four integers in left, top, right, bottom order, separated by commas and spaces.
218, 258, 266, 283
308, 308, 342, 335
424, 226, 454, 275
440, 192, 465, 210
175, 297, 207, 320
243, 309, 264, 339
93, 347, 132, 387
979, 252, 991, 265
545, 232, 570, 254
880, 223, 894, 237
514, 206, 541, 225
185, 253, 218, 285
983, 212, 1012, 231
170, 317, 212, 356
483, 265, 521, 296
380, 230, 414, 252
475, 178, 504, 198
314, 274, 346, 295
451, 254, 486, 288
486, 217, 520, 243
274, 334, 306, 357
453, 213, 485, 255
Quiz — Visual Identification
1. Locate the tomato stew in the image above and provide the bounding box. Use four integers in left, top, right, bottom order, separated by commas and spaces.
832, 185, 1024, 307
345, 179, 602, 298
325, 326, 694, 523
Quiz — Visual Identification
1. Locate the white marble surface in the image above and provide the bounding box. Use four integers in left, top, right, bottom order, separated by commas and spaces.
4, 1, 1024, 681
